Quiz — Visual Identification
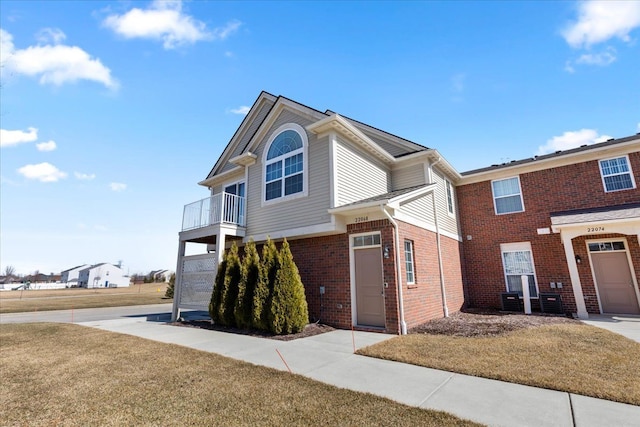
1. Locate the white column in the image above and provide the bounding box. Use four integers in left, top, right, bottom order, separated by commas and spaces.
561, 232, 589, 319
171, 239, 186, 322
521, 275, 531, 314
217, 232, 227, 264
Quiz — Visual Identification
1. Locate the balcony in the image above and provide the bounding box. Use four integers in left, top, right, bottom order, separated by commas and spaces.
182, 193, 246, 232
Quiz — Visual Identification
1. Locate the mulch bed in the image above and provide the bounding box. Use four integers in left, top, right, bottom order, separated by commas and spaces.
409, 308, 580, 337
173, 320, 335, 341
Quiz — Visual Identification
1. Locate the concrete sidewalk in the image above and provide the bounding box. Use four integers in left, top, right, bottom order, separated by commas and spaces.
582, 314, 640, 343
79, 316, 640, 427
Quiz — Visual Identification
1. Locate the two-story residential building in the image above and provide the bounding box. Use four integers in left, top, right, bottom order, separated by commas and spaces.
78, 263, 129, 288
61, 264, 91, 287
457, 134, 640, 318
172, 92, 466, 334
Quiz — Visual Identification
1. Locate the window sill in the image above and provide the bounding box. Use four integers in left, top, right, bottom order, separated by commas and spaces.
407, 284, 418, 289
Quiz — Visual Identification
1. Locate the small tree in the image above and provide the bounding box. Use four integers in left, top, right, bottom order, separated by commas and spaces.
209, 250, 228, 324
234, 239, 260, 329
220, 242, 241, 327
268, 239, 309, 334
165, 273, 176, 298
252, 238, 280, 331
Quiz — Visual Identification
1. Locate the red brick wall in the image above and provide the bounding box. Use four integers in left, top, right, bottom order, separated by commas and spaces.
457, 150, 640, 314
397, 221, 465, 329
283, 217, 465, 333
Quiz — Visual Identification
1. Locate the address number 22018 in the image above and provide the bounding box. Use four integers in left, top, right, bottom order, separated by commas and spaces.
354, 216, 369, 223
587, 227, 604, 232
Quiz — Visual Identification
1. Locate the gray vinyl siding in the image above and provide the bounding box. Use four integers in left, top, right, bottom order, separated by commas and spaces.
400, 195, 434, 225
430, 167, 460, 236
335, 136, 390, 206
392, 163, 426, 191
219, 100, 275, 174
244, 109, 332, 237
398, 166, 460, 237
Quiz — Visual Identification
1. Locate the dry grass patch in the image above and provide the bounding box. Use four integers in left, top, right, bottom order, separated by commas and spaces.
0, 283, 170, 313
358, 313, 640, 406
0, 323, 480, 427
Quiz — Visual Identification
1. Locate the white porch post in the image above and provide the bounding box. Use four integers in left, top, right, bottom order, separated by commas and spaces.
171, 239, 186, 322
217, 232, 227, 264
561, 231, 589, 319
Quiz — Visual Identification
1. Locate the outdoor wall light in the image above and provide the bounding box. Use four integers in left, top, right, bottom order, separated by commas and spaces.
575, 255, 582, 264
383, 245, 390, 259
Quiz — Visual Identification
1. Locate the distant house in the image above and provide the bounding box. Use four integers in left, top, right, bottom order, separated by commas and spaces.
148, 269, 173, 283
61, 264, 91, 287
78, 263, 129, 288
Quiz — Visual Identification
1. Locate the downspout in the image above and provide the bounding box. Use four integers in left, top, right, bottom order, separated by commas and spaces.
430, 157, 449, 318
381, 204, 407, 335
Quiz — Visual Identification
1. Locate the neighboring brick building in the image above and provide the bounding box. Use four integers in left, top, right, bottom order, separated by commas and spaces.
458, 134, 640, 318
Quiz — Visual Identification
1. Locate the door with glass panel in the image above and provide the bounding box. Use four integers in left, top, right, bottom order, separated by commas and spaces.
224, 182, 245, 225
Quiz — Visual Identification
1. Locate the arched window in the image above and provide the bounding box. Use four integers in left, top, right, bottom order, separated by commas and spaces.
264, 125, 307, 202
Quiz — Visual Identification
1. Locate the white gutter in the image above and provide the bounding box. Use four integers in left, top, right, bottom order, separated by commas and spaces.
381, 204, 407, 335
430, 158, 449, 318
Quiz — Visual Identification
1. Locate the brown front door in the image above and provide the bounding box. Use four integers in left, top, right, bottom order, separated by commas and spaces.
592, 252, 640, 314
354, 247, 385, 327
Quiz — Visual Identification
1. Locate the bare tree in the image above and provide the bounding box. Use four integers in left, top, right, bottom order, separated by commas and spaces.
3, 265, 16, 278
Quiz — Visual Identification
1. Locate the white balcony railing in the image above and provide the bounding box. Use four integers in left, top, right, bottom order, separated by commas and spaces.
182, 193, 246, 231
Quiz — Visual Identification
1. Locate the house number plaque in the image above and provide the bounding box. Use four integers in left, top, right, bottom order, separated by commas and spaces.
587, 227, 604, 233
354, 216, 369, 223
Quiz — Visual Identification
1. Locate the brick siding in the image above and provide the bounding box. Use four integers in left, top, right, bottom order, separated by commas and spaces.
458, 151, 640, 314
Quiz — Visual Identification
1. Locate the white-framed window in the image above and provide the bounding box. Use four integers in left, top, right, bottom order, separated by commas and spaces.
404, 240, 415, 284
500, 242, 538, 298
353, 233, 381, 247
599, 155, 636, 192
262, 124, 308, 205
445, 179, 455, 216
492, 176, 524, 215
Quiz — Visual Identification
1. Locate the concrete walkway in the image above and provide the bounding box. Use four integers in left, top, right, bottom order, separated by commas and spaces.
581, 314, 640, 343
79, 315, 640, 427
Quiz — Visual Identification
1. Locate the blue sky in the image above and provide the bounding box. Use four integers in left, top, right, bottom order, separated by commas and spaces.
1, 0, 639, 276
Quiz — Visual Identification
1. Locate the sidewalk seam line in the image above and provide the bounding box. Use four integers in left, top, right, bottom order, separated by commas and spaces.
417, 373, 455, 407
569, 393, 576, 427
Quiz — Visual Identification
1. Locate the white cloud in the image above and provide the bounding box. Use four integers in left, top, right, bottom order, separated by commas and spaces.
637, 122, 640, 132
36, 140, 57, 152
562, 1, 640, 48
0, 127, 38, 147
94, 225, 108, 231
212, 19, 242, 40
109, 182, 127, 192
74, 172, 96, 180
230, 105, 250, 115
103, 0, 239, 49
1, 28, 118, 89
575, 47, 617, 66
17, 162, 67, 182
36, 28, 66, 45
537, 129, 612, 155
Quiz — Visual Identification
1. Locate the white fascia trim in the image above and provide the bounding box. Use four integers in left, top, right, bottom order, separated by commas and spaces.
209, 94, 277, 178
245, 99, 327, 154
387, 184, 437, 208
394, 211, 463, 242
307, 114, 396, 164
245, 220, 345, 244
395, 149, 462, 182
198, 166, 244, 187
329, 200, 391, 215
460, 138, 640, 185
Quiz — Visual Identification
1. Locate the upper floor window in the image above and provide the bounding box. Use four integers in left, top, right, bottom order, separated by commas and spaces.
445, 179, 454, 216
599, 155, 636, 192
263, 125, 308, 203
492, 176, 524, 215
